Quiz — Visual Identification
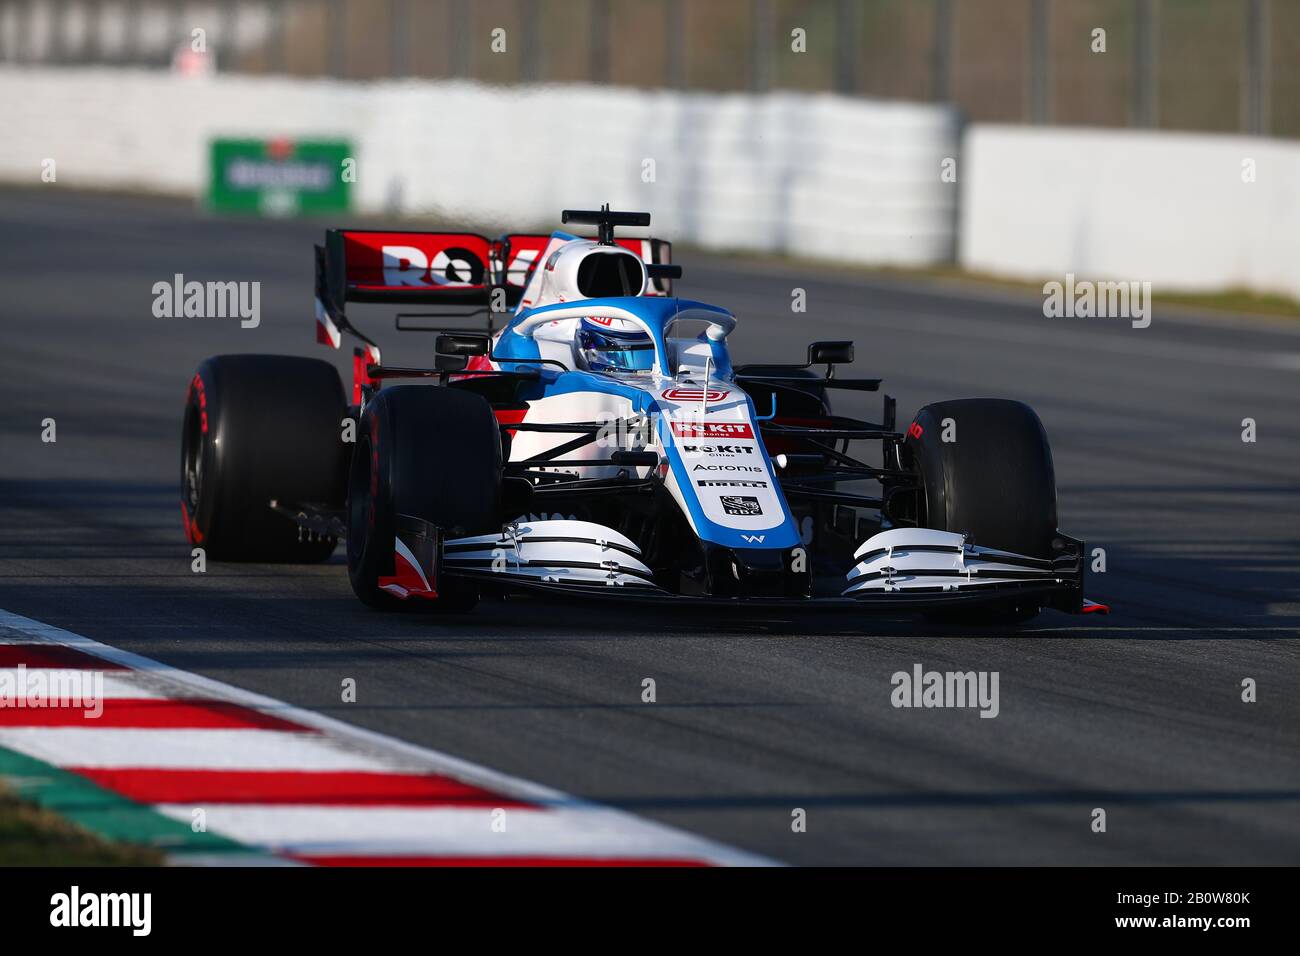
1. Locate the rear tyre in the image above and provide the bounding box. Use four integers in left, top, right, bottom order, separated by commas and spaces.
181, 354, 347, 562
906, 398, 1058, 625
347, 386, 503, 611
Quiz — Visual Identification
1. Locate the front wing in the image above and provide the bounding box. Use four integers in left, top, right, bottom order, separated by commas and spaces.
430, 519, 1102, 615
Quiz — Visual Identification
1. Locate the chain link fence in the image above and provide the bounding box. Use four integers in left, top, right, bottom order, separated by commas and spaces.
1, 0, 1295, 137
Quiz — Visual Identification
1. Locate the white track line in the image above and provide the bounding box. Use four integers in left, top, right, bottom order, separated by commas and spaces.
153, 805, 734, 861
0, 728, 402, 771
0, 669, 166, 699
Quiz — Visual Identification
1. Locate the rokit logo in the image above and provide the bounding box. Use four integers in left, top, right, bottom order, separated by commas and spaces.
721, 495, 763, 516
682, 444, 755, 456
671, 421, 752, 439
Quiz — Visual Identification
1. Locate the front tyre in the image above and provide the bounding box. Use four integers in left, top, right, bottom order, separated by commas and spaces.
906, 398, 1058, 624
347, 386, 503, 611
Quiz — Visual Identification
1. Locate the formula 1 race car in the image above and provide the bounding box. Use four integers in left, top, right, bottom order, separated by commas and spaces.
180, 206, 1108, 623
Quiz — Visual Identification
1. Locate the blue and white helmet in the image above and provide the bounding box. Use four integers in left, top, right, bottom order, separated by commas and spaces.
576, 318, 655, 373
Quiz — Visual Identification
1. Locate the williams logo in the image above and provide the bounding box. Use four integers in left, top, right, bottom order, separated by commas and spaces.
740, 534, 765, 543
722, 495, 763, 516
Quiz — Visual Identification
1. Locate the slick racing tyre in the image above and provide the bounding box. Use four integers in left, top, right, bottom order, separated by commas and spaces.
347, 385, 502, 611
181, 354, 348, 562
906, 398, 1058, 624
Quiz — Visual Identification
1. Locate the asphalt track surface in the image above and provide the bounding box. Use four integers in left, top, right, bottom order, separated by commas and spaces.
1, 187, 1298, 865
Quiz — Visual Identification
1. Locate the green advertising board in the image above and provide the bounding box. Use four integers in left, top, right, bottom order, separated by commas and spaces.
207, 138, 352, 216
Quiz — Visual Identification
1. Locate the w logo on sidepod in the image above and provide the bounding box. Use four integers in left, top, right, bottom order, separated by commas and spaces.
741, 534, 765, 544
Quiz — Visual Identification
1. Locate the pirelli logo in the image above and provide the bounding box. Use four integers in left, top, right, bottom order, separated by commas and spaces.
671, 422, 754, 439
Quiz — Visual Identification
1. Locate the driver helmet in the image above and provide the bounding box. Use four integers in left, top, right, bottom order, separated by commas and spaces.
576, 318, 655, 373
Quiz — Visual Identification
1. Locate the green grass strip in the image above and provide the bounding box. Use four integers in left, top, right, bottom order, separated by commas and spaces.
0, 745, 247, 858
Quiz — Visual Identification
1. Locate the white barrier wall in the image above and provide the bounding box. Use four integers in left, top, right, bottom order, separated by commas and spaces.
0, 67, 960, 267
960, 124, 1300, 300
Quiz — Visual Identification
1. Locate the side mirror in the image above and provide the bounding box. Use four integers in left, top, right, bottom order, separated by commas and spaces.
808, 341, 854, 366
435, 333, 489, 357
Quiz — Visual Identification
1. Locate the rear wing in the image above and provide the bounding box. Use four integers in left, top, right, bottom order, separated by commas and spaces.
314, 228, 674, 348
313, 220, 674, 404
316, 229, 494, 318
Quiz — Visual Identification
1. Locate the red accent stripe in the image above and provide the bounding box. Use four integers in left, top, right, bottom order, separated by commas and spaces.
378, 547, 435, 598
493, 406, 527, 441
0, 644, 127, 670
293, 855, 711, 868
352, 346, 373, 406
493, 408, 527, 424
0, 698, 310, 730
180, 501, 203, 545
764, 415, 835, 457
69, 768, 532, 807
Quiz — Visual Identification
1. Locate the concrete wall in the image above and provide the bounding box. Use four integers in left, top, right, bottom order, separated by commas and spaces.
960, 125, 1300, 300
9, 66, 1294, 299
0, 66, 961, 267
